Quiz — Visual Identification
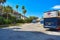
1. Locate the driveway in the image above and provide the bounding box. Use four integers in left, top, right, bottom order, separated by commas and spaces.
0, 23, 60, 40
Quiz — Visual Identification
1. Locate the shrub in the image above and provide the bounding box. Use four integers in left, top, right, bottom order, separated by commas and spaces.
16, 19, 25, 23
24, 18, 33, 23
4, 19, 12, 24
9, 15, 16, 23
0, 17, 4, 25
0, 17, 12, 25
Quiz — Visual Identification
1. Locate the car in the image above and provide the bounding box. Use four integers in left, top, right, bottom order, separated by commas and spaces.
32, 20, 36, 23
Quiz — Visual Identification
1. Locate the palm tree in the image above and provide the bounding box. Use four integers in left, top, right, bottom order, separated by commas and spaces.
22, 6, 25, 9
23, 9, 27, 16
16, 5, 19, 12
0, 0, 6, 5
0, 0, 6, 24
0, 0, 6, 17
2, 0, 6, 4
3, 5, 13, 19
3, 5, 13, 13
22, 6, 27, 19
0, 0, 6, 12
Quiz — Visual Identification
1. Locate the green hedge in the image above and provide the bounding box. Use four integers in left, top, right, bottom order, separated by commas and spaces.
0, 16, 36, 25
0, 16, 16, 25
4, 19, 12, 24
16, 18, 33, 23
0, 17, 4, 25
16, 19, 25, 23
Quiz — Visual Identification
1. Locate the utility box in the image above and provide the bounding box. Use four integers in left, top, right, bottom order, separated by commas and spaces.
44, 10, 60, 30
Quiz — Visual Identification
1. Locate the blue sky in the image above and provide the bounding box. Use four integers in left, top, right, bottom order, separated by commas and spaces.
5, 0, 60, 18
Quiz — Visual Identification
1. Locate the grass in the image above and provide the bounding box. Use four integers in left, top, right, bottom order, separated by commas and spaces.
0, 25, 9, 28
0, 23, 23, 28
9, 23, 23, 26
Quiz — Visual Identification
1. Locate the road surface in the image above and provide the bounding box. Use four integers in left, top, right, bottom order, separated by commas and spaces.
0, 23, 60, 40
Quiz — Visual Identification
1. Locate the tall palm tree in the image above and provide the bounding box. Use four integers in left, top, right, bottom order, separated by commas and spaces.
0, 0, 6, 17
16, 5, 19, 12
22, 6, 27, 19
3, 5, 13, 19
23, 9, 27, 16
22, 6, 25, 10
0, 0, 6, 24
0, 0, 6, 5
2, 0, 6, 4
3, 5, 13, 13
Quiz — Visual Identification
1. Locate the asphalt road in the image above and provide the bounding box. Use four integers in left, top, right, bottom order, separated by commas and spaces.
0, 23, 60, 40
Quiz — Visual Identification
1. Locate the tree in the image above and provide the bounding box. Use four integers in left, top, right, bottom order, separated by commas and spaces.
3, 5, 13, 13
0, 0, 6, 24
0, 0, 6, 12
22, 6, 25, 9
0, 0, 6, 5
0, 0, 6, 18
22, 6, 27, 19
23, 9, 27, 16
16, 5, 19, 12
29, 16, 38, 20
3, 5, 13, 19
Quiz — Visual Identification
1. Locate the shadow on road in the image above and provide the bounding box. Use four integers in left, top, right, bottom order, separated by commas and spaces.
46, 29, 60, 32
8, 28, 21, 29
0, 25, 9, 28
0, 28, 60, 40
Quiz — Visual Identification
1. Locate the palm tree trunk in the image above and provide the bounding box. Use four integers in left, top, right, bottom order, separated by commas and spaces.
7, 13, 8, 20
24, 14, 25, 19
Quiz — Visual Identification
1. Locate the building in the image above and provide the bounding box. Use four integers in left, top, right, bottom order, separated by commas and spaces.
13, 11, 27, 20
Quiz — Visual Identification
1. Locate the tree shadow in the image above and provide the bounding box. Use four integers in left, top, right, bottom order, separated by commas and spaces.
10, 28, 21, 29
0, 25, 9, 28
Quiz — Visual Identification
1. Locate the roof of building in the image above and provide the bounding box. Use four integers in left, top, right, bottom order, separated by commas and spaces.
44, 9, 60, 13
13, 10, 27, 18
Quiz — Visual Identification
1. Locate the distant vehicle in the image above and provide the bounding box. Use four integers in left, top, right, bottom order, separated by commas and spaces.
40, 18, 44, 24
32, 20, 36, 23
43, 10, 60, 30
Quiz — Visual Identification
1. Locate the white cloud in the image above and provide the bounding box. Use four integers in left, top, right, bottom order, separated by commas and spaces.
52, 5, 60, 9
